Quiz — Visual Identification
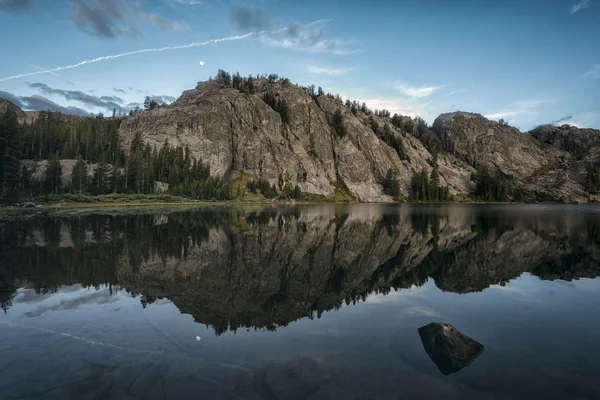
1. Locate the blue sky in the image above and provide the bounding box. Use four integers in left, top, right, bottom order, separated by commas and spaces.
0, 0, 599, 130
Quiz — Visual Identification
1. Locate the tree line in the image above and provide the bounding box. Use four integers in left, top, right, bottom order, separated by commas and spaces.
0, 106, 230, 201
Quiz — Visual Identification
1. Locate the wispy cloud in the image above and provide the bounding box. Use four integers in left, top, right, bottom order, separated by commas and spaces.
583, 63, 600, 79
485, 98, 552, 121
170, 0, 201, 4
570, 0, 590, 14
443, 89, 467, 97
396, 82, 444, 98
70, 0, 188, 39
0, 32, 255, 82
306, 65, 353, 76
347, 96, 422, 118
113, 87, 127, 94
552, 115, 573, 124
558, 112, 600, 128
229, 5, 355, 55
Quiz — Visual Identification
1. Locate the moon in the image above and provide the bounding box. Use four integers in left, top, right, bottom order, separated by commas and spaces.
199, 61, 205, 66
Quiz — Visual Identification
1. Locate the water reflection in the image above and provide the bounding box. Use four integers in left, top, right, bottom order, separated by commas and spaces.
2, 204, 599, 335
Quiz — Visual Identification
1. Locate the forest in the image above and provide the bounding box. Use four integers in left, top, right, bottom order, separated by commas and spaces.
0, 105, 230, 202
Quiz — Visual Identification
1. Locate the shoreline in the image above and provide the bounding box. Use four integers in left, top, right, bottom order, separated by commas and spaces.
1, 199, 598, 220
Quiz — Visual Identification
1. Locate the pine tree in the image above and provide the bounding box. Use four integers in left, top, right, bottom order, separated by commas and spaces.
92, 162, 109, 195
72, 157, 87, 194
44, 156, 63, 194
0, 107, 23, 201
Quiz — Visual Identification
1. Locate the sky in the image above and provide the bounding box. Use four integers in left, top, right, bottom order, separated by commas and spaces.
0, 0, 599, 131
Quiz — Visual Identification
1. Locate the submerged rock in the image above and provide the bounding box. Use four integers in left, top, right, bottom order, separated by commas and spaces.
418, 322, 484, 375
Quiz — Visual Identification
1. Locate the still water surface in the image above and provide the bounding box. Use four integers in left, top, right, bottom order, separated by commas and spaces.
1, 204, 600, 399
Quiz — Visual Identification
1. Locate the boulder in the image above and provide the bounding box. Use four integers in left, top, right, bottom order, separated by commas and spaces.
21, 202, 37, 208
153, 181, 169, 194
418, 322, 484, 375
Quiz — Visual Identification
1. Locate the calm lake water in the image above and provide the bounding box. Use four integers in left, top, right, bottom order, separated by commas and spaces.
1, 204, 600, 400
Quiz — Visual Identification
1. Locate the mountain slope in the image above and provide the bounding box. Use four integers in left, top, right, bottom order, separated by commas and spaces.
119, 78, 474, 202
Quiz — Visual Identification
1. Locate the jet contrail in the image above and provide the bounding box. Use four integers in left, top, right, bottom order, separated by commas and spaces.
0, 32, 256, 82
21, 60, 62, 78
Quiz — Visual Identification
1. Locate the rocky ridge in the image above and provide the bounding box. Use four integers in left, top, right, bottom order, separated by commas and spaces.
3, 75, 600, 202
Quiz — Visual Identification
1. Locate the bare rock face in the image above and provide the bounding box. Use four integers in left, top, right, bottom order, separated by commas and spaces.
21, 159, 98, 189
530, 124, 600, 154
432, 112, 598, 203
418, 322, 484, 375
119, 80, 473, 202
433, 112, 556, 180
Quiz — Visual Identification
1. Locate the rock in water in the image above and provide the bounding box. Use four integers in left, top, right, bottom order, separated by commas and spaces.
418, 322, 484, 375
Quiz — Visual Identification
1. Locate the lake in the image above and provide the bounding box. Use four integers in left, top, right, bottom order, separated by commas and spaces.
1, 204, 600, 400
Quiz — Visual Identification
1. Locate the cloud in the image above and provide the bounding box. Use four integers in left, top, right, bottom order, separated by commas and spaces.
513, 99, 553, 109
583, 63, 600, 79
396, 82, 443, 98
0, 0, 32, 12
571, 0, 590, 14
230, 4, 270, 31
259, 21, 356, 55
170, 0, 201, 4
485, 109, 537, 120
306, 65, 353, 76
145, 94, 176, 104
143, 12, 189, 32
485, 98, 552, 121
24, 288, 117, 317
0, 90, 90, 116
0, 32, 255, 82
443, 89, 467, 97
113, 87, 127, 94
552, 116, 572, 124
557, 112, 600, 128
70, 0, 188, 39
346, 96, 422, 118
229, 6, 355, 55
29, 82, 124, 110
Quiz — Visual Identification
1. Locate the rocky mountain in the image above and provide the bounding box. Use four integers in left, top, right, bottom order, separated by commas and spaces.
3, 74, 600, 203
119, 78, 475, 202
433, 113, 600, 202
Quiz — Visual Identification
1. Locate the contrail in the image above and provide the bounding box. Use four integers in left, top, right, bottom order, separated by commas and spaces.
21, 60, 62, 78
0, 32, 256, 82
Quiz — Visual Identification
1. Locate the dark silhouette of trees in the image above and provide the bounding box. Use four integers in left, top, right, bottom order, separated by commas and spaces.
72, 157, 87, 194
472, 167, 513, 202
332, 110, 345, 137
0, 107, 22, 201
44, 156, 63, 194
144, 97, 159, 111
382, 169, 401, 199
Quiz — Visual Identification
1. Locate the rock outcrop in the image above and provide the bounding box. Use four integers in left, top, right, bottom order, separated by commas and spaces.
118, 79, 473, 202
433, 112, 600, 202
418, 322, 484, 375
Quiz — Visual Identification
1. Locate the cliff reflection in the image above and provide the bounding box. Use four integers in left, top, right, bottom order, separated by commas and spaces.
1, 205, 599, 334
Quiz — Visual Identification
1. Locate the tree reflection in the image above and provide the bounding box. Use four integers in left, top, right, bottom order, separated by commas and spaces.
1, 206, 599, 333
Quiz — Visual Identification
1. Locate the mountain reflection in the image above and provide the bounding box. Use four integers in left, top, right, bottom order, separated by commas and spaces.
1, 205, 599, 335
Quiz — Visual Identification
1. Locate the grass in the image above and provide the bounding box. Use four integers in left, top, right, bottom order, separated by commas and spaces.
229, 172, 270, 202
332, 181, 355, 202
